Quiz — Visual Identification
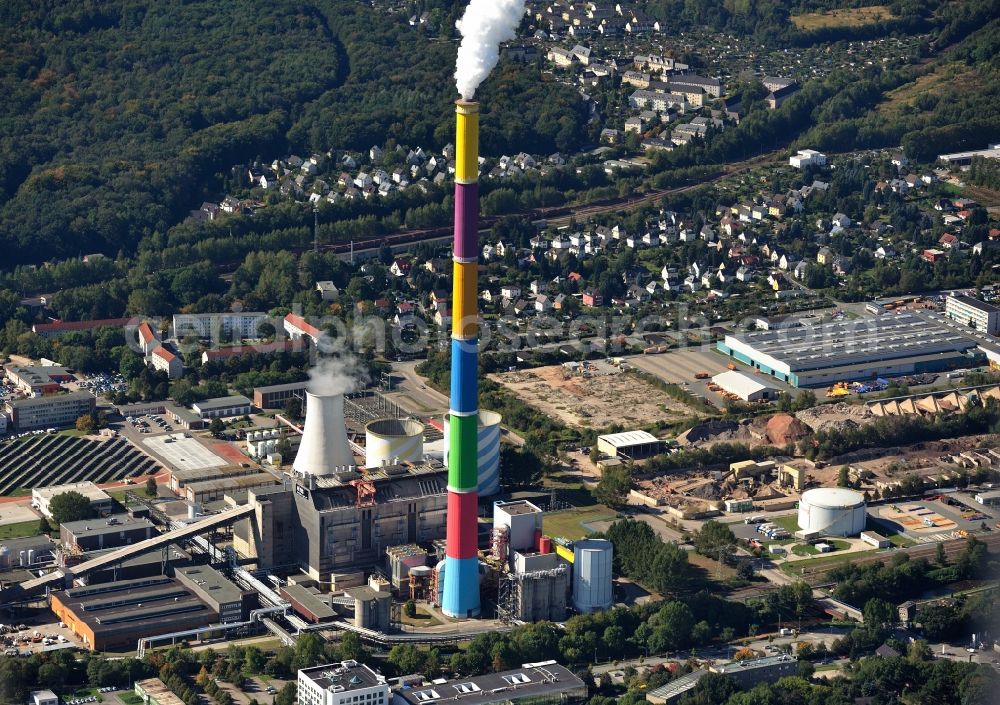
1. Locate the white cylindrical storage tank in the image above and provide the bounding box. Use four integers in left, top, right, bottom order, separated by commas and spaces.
19, 550, 26, 567
0, 545, 9, 571
797, 487, 866, 536
27, 549, 35, 565
443, 409, 502, 496
572, 539, 613, 614
365, 418, 424, 467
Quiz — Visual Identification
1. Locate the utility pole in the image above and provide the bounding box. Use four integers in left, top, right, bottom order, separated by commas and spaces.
313, 206, 319, 252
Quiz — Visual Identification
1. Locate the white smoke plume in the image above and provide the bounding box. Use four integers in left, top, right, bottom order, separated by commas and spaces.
307, 354, 363, 397
454, 0, 526, 100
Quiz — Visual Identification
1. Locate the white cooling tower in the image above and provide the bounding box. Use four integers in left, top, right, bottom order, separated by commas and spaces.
293, 391, 356, 476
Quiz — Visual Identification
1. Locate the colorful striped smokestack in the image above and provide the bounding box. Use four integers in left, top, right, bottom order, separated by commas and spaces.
442, 99, 481, 618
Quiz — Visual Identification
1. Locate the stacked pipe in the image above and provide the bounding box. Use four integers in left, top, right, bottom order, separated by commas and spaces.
442, 100, 481, 618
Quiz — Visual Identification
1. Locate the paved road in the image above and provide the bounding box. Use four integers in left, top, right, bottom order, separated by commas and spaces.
387, 361, 450, 415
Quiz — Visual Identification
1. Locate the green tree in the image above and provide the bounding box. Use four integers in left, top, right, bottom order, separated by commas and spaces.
274, 683, 297, 705
594, 464, 632, 508
388, 644, 426, 675
693, 520, 736, 558
603, 625, 626, 653
339, 631, 365, 662
936, 541, 947, 566
404, 600, 417, 618
48, 490, 96, 525
863, 597, 896, 635
244, 646, 266, 675
293, 632, 323, 670
209, 417, 225, 438
145, 476, 157, 498
837, 465, 851, 487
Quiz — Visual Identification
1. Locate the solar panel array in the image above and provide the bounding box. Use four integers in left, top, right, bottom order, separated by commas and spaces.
0, 436, 160, 495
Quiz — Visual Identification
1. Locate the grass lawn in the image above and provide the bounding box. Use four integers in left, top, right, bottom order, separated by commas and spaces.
0, 519, 43, 540
401, 604, 442, 627
686, 549, 736, 580
542, 506, 617, 541
790, 5, 893, 30
7, 487, 33, 496
772, 515, 800, 533
58, 429, 90, 437
119, 694, 144, 705
791, 539, 851, 556
889, 534, 916, 547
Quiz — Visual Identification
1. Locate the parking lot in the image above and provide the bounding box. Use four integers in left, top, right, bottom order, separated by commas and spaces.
1, 616, 80, 656
124, 413, 175, 436
75, 372, 127, 397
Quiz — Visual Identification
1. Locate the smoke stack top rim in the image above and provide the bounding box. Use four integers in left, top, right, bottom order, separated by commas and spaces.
455, 99, 480, 113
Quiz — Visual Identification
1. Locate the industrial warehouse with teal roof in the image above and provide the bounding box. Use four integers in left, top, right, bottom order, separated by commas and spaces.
717, 312, 985, 387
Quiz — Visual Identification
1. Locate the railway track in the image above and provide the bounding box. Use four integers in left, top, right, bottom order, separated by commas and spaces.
793, 531, 1000, 583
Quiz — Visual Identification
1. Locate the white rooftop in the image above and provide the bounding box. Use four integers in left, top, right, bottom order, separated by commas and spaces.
32, 481, 110, 503
712, 370, 780, 396
597, 430, 659, 448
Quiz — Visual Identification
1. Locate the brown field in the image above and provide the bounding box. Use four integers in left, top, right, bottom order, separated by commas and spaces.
791, 5, 893, 30
878, 63, 982, 116
489, 365, 703, 429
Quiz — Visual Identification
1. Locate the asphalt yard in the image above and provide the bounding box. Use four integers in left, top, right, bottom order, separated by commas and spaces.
143, 435, 228, 471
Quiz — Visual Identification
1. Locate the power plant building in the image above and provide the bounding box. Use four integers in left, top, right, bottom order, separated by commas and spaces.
50, 576, 222, 651
510, 551, 568, 622
190, 395, 253, 419
717, 313, 980, 387
174, 564, 255, 623
234, 461, 449, 582
253, 381, 308, 410
60, 515, 158, 552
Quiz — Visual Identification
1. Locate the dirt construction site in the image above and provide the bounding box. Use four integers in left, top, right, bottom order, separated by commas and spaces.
489, 363, 704, 429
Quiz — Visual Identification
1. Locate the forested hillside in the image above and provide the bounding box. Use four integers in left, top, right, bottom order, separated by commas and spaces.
1, 0, 997, 266
0, 0, 344, 263
0, 0, 587, 266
